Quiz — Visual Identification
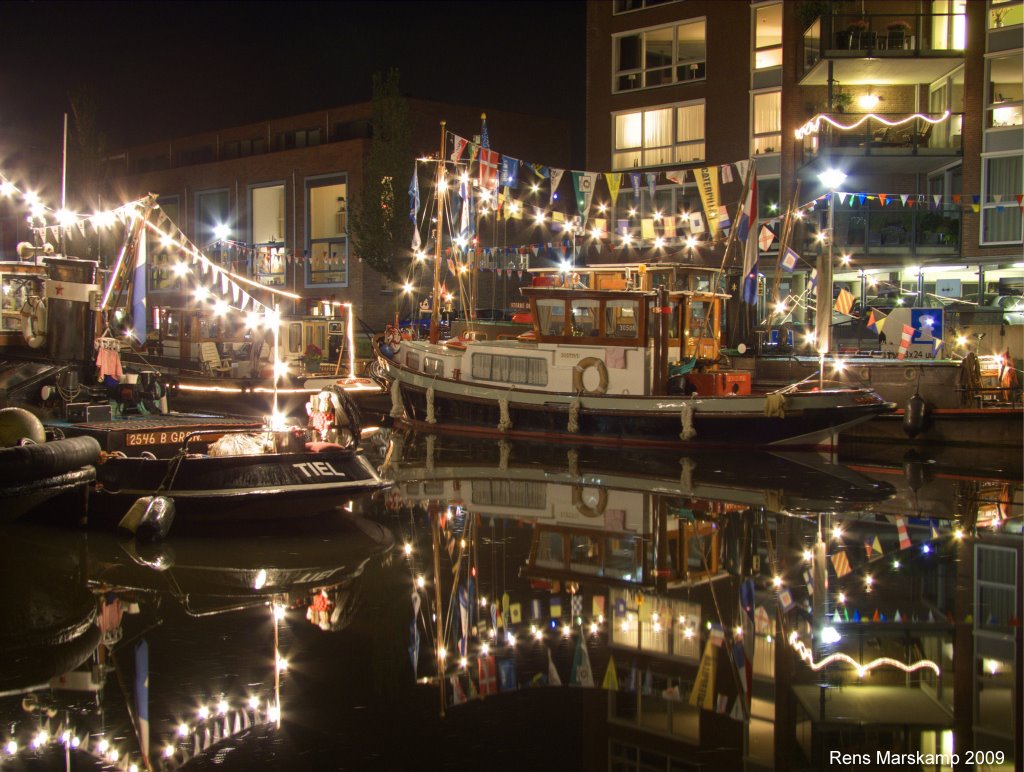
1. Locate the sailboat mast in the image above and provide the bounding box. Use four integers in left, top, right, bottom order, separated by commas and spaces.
429, 121, 446, 345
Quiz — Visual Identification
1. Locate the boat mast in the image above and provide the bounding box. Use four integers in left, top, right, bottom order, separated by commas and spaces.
429, 121, 446, 345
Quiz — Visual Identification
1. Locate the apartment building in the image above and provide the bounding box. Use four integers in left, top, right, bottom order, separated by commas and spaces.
586, 0, 1022, 349
98, 100, 570, 334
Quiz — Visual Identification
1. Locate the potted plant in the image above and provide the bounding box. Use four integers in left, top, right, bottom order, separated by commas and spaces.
303, 343, 323, 374
886, 19, 912, 48
831, 89, 853, 113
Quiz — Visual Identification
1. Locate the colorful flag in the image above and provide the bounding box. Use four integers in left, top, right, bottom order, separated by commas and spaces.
641, 218, 656, 239
630, 172, 641, 200
572, 172, 597, 220
688, 211, 706, 235
409, 164, 421, 251
131, 228, 147, 344
500, 156, 520, 189
478, 655, 498, 695
873, 536, 883, 556
550, 596, 562, 619
478, 148, 499, 190
688, 640, 717, 710
570, 638, 595, 687
451, 134, 469, 163
864, 538, 874, 559
571, 594, 582, 619
709, 623, 725, 647
808, 268, 818, 295
605, 172, 622, 204
592, 596, 606, 617
778, 589, 795, 613
717, 205, 732, 231
549, 168, 565, 206
933, 338, 944, 356
780, 247, 799, 273
480, 114, 490, 148
741, 170, 758, 305
498, 658, 517, 692
547, 649, 562, 686
835, 288, 855, 315
897, 324, 914, 359
602, 658, 619, 691
930, 520, 940, 540
695, 166, 721, 236
758, 224, 775, 252
663, 215, 677, 238
831, 550, 852, 577
450, 675, 467, 704
646, 172, 658, 199
896, 517, 911, 550
134, 640, 149, 762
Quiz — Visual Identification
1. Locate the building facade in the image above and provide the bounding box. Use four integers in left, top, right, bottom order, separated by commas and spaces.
586, 0, 1022, 354
99, 100, 570, 335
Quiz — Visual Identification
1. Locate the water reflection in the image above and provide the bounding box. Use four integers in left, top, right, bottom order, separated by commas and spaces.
0, 431, 1019, 770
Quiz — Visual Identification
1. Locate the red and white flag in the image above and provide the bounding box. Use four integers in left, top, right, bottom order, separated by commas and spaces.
451, 134, 469, 163
897, 324, 914, 359
478, 148, 499, 190
478, 655, 498, 696
896, 517, 912, 550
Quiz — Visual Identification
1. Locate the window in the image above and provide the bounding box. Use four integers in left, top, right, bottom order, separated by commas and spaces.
195, 189, 229, 263
251, 184, 286, 286
148, 196, 181, 292
613, 0, 676, 12
306, 176, 348, 287
605, 299, 639, 338
278, 128, 321, 151
988, 53, 1023, 128
930, 0, 966, 50
982, 154, 1023, 243
990, 0, 1024, 29
470, 353, 548, 386
754, 3, 783, 69
612, 100, 705, 170
613, 19, 706, 93
753, 90, 781, 155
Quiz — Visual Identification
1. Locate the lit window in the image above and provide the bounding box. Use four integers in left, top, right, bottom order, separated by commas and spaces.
987, 53, 1023, 128
981, 155, 1023, 244
753, 91, 781, 155
252, 184, 286, 287
753, 3, 782, 69
306, 176, 349, 287
613, 19, 706, 93
613, 101, 705, 170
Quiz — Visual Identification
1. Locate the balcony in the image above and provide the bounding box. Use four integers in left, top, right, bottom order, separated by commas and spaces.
800, 203, 962, 260
801, 13, 965, 87
796, 112, 963, 176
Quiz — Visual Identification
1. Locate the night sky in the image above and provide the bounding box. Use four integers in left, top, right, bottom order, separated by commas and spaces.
0, 1, 586, 163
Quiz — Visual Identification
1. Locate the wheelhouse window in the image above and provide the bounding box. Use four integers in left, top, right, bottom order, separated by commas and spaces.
306, 176, 348, 287
613, 19, 706, 94
536, 297, 566, 336
251, 184, 286, 286
753, 3, 782, 69
753, 91, 781, 155
613, 101, 705, 170
605, 299, 639, 338
571, 298, 600, 336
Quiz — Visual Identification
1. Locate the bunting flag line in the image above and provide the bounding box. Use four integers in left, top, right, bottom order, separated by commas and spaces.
602, 657, 619, 691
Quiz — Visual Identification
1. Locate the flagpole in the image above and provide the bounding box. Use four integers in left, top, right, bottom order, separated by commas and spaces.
429, 121, 446, 345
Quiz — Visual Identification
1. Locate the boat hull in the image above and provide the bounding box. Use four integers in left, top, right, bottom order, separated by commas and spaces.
379, 349, 895, 450
90, 449, 388, 526
840, 407, 1022, 447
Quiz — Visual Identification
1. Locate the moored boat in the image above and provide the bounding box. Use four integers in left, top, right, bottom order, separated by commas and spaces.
376, 278, 895, 450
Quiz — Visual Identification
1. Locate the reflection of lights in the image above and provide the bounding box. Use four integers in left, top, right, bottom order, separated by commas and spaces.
821, 626, 841, 645
832, 524, 843, 540
803, 549, 813, 562
164, 746, 176, 759
506, 632, 515, 646
562, 625, 571, 637
865, 575, 874, 590
268, 703, 280, 724
253, 569, 267, 590
590, 622, 599, 634
985, 658, 1001, 675
837, 592, 846, 604
276, 655, 288, 672
893, 560, 901, 569
437, 647, 447, 661
248, 696, 260, 710
954, 528, 964, 540
178, 723, 190, 737
197, 706, 210, 720
534, 628, 544, 641
416, 575, 425, 588
404, 543, 413, 555
772, 575, 783, 589
459, 657, 468, 669
789, 632, 940, 675
481, 643, 489, 656
218, 699, 229, 715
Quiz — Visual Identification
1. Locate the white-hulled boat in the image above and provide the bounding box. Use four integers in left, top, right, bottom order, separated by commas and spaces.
376, 276, 895, 450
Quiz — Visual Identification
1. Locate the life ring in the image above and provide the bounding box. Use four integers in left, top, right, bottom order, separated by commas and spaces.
571, 485, 608, 518
20, 297, 46, 349
572, 357, 609, 395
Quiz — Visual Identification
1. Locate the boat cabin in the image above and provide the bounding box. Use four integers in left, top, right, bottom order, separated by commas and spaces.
520, 283, 727, 364
0, 261, 47, 350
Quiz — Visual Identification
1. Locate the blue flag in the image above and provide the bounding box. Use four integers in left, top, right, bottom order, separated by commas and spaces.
630, 172, 641, 200
500, 156, 520, 189
498, 658, 517, 692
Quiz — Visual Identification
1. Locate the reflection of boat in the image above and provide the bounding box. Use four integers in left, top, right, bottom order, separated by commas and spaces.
383, 431, 893, 591
383, 431, 896, 518
376, 279, 894, 450
0, 434, 100, 523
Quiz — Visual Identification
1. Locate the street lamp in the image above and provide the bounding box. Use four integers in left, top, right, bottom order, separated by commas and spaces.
816, 168, 846, 384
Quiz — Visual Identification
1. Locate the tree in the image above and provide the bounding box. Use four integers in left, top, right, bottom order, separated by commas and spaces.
351, 69, 412, 284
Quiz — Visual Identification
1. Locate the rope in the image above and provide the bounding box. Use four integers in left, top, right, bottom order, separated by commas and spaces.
498, 439, 510, 471
568, 398, 581, 433
425, 387, 437, 424
764, 392, 787, 418
567, 448, 580, 479
389, 380, 404, 418
497, 397, 511, 431
680, 402, 696, 441
679, 456, 695, 493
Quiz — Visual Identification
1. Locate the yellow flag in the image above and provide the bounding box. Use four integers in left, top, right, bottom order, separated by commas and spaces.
695, 166, 721, 237
605, 173, 622, 205
602, 658, 620, 691
689, 640, 717, 710
641, 218, 656, 239
663, 216, 677, 238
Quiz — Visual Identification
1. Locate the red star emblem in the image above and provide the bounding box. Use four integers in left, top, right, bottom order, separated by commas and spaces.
54, 284, 64, 296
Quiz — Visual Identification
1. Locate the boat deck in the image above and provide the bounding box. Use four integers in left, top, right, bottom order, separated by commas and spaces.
50, 414, 263, 456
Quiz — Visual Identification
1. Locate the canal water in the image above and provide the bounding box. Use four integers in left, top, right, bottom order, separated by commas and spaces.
0, 430, 1019, 771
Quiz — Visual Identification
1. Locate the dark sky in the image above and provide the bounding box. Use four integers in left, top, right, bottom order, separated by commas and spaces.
1, 1, 586, 161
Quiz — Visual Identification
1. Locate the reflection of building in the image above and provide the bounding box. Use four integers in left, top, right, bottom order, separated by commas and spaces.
585, 2, 1022, 354
98, 101, 569, 331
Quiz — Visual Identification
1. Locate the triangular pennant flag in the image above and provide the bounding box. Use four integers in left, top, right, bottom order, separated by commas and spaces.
900, 194, 910, 206
547, 649, 562, 686
602, 657, 619, 691
549, 168, 565, 206
864, 538, 874, 559
646, 173, 658, 199
605, 172, 622, 204
872, 536, 883, 556
872, 609, 881, 622
721, 164, 734, 184
894, 610, 903, 623
451, 134, 469, 163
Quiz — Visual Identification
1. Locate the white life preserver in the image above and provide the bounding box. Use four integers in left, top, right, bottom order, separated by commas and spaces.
572, 357, 609, 395
20, 298, 46, 349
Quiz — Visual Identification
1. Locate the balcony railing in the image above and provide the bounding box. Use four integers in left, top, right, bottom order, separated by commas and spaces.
801, 204, 962, 257
803, 12, 965, 73
799, 112, 964, 158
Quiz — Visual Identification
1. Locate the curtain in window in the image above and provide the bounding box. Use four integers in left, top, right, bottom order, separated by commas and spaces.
615, 113, 642, 150
984, 156, 1023, 242
676, 103, 705, 142
753, 92, 781, 136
